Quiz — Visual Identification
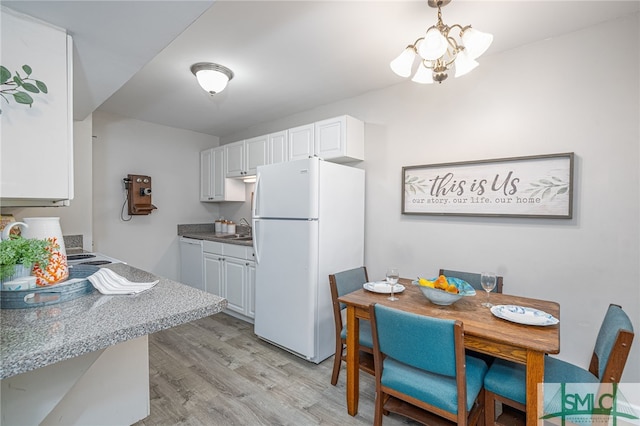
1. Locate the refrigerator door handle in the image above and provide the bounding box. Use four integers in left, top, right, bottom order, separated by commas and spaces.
253, 173, 261, 219
252, 219, 261, 264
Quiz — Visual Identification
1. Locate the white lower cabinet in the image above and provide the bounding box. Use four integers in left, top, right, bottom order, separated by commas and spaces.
203, 241, 255, 321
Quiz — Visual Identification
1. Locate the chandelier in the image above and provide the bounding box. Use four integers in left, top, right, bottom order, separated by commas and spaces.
390, 0, 493, 84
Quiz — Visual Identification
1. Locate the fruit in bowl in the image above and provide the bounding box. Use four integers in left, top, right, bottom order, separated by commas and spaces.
413, 275, 476, 306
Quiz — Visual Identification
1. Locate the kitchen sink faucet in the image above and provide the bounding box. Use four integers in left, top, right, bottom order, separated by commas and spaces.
238, 217, 252, 235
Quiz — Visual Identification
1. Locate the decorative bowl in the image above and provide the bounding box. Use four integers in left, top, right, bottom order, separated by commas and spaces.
412, 277, 476, 306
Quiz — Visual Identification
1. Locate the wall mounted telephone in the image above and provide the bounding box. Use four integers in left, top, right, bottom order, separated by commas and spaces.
123, 174, 157, 216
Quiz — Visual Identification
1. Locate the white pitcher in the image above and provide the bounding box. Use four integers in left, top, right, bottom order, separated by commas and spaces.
2, 217, 68, 286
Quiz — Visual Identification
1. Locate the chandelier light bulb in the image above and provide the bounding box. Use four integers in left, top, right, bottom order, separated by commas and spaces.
411, 63, 434, 84
454, 49, 479, 78
461, 27, 493, 59
418, 27, 448, 60
390, 47, 417, 77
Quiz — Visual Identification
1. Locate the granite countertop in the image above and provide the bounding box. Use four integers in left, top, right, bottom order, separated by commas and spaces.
180, 232, 253, 246
178, 223, 253, 247
0, 263, 227, 379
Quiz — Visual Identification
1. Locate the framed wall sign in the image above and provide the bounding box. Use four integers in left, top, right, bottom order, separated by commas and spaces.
402, 153, 574, 218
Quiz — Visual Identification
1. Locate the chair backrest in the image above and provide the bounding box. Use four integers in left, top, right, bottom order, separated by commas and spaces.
439, 268, 504, 293
329, 267, 368, 311
589, 304, 634, 383
371, 303, 462, 377
370, 303, 468, 422
329, 267, 369, 334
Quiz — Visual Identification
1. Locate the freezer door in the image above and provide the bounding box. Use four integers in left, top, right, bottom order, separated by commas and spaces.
254, 158, 319, 219
253, 219, 318, 360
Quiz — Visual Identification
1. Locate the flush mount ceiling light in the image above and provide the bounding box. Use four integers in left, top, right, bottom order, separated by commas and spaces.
190, 62, 234, 95
390, 0, 493, 84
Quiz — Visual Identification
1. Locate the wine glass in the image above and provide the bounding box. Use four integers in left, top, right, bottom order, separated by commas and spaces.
480, 272, 497, 307
386, 267, 399, 301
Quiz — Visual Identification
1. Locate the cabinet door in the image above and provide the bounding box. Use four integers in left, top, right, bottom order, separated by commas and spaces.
246, 261, 256, 319
1, 11, 72, 204
245, 135, 268, 175
268, 130, 288, 165
314, 115, 364, 163
203, 253, 224, 296
224, 257, 246, 315
225, 141, 245, 178
288, 124, 314, 161
200, 149, 213, 201
211, 147, 225, 200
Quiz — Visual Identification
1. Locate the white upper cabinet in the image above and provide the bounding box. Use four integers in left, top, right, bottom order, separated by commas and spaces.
314, 115, 364, 163
200, 148, 213, 200
268, 130, 288, 165
286, 116, 364, 163
0, 9, 73, 206
244, 135, 269, 175
201, 147, 244, 202
225, 141, 245, 178
225, 137, 268, 178
288, 123, 315, 161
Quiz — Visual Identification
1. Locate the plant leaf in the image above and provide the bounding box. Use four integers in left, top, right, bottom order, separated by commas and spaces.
35, 80, 48, 93
21, 82, 39, 93
13, 91, 33, 106
556, 187, 568, 195
22, 64, 32, 75
13, 75, 24, 87
0, 66, 10, 84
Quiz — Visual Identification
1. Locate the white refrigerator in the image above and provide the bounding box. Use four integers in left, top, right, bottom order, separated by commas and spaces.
252, 157, 365, 363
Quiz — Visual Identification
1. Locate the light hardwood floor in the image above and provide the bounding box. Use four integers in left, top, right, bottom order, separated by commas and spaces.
134, 313, 418, 426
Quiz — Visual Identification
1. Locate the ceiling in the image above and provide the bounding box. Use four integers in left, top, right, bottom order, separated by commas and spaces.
4, 1, 639, 139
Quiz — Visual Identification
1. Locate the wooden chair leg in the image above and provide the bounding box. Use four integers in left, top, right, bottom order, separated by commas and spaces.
330, 344, 344, 385
485, 390, 496, 425
374, 390, 385, 426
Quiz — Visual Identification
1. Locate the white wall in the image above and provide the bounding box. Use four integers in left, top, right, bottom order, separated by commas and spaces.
91, 111, 219, 280
221, 15, 640, 381
3, 115, 94, 250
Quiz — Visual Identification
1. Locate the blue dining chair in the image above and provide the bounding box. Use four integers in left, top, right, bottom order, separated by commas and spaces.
483, 303, 635, 424
439, 269, 504, 294
440, 268, 504, 368
369, 303, 488, 425
328, 266, 374, 386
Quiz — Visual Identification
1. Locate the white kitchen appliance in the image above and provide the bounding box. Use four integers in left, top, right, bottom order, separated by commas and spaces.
252, 157, 365, 363
179, 236, 204, 291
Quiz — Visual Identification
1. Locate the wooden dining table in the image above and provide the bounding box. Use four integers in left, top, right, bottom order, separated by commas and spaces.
338, 278, 560, 426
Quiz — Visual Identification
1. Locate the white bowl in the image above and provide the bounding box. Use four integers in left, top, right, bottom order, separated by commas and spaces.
418, 286, 464, 305
413, 277, 476, 306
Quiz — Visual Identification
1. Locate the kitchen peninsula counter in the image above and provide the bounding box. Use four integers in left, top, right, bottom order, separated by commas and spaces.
1, 262, 227, 425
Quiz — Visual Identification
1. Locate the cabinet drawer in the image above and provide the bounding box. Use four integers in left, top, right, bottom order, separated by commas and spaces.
223, 243, 251, 259
203, 240, 223, 254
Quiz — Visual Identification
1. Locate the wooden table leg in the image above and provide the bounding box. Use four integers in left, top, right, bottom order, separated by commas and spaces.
345, 306, 359, 416
526, 350, 544, 426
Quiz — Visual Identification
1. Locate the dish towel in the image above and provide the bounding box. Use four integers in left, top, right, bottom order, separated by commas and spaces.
87, 268, 158, 295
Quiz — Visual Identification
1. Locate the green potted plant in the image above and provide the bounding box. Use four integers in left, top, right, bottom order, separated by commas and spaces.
0, 236, 55, 282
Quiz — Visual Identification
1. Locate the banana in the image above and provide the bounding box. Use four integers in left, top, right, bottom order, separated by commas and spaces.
418, 277, 434, 288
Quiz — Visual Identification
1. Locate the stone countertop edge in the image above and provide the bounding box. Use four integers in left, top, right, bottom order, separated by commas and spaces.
0, 263, 227, 380
180, 232, 253, 247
